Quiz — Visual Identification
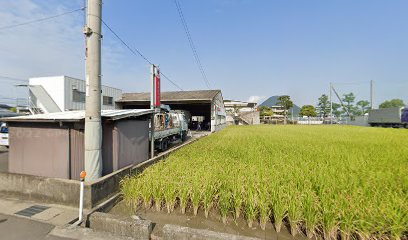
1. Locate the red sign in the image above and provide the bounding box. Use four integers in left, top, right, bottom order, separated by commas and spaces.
155, 69, 161, 107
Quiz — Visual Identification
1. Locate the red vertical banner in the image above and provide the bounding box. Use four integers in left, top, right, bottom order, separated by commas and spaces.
155, 68, 161, 107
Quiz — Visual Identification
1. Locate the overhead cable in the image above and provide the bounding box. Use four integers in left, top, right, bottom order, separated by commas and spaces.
0, 7, 85, 30
0, 75, 28, 82
101, 20, 185, 91
173, 0, 211, 89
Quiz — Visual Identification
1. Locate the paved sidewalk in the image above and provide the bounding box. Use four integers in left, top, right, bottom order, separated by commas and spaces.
0, 213, 72, 240
0, 197, 133, 240
0, 197, 79, 226
0, 197, 79, 239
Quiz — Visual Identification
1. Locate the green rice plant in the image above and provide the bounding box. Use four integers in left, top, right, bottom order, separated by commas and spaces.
218, 187, 232, 224
120, 176, 139, 211
257, 185, 271, 230
231, 179, 244, 219
190, 180, 202, 216
244, 187, 258, 228
178, 184, 190, 214
120, 125, 408, 239
139, 179, 152, 209
271, 186, 287, 233
163, 180, 177, 213
302, 191, 320, 238
151, 178, 163, 211
287, 189, 303, 236
202, 180, 217, 218
387, 194, 408, 240
320, 194, 339, 240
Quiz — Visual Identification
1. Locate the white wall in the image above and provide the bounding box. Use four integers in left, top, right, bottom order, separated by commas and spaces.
29, 76, 122, 112
29, 76, 65, 111
211, 92, 227, 132
64, 76, 122, 110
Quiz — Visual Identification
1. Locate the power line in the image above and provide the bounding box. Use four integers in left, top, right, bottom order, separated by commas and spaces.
0, 7, 85, 31
0, 75, 28, 82
173, 0, 211, 89
101, 20, 185, 91
101, 20, 153, 65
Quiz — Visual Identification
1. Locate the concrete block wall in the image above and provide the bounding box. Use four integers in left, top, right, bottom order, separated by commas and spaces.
89, 212, 153, 240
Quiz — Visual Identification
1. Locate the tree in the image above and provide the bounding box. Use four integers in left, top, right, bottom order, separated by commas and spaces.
356, 100, 370, 115
258, 106, 272, 117
9, 107, 17, 113
317, 94, 330, 118
277, 95, 293, 124
379, 99, 405, 109
342, 92, 355, 116
300, 105, 317, 117
331, 103, 342, 117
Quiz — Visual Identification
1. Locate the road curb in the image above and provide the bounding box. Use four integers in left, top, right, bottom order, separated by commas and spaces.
88, 212, 153, 240
162, 224, 261, 240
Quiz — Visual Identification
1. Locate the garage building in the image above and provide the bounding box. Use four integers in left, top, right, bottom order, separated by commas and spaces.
118, 90, 226, 132
3, 109, 151, 180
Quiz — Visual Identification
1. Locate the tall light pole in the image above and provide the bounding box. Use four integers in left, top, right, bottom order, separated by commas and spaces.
84, 0, 102, 181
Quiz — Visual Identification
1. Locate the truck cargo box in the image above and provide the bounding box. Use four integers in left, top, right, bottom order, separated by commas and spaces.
368, 107, 402, 124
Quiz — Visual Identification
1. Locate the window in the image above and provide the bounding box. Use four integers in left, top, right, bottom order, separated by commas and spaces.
73, 90, 85, 103
103, 96, 113, 106
0, 127, 8, 134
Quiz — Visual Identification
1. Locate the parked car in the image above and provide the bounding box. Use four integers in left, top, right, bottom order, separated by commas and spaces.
0, 123, 9, 147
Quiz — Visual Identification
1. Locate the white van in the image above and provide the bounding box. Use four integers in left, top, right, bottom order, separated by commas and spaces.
0, 123, 9, 147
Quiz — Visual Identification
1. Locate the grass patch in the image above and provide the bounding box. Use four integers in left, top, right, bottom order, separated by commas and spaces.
121, 125, 408, 239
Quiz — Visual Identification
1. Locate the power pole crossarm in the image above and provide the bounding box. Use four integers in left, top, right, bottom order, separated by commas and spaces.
84, 0, 103, 181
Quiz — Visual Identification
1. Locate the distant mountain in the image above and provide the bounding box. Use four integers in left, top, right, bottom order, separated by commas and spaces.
259, 95, 301, 117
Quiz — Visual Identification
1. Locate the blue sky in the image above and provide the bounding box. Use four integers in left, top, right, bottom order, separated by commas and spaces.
0, 0, 407, 107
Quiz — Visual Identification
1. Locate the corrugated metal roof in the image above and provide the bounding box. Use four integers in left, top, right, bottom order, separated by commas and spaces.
119, 90, 221, 102
1, 109, 153, 122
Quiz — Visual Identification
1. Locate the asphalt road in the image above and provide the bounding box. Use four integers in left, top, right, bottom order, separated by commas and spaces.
0, 214, 69, 240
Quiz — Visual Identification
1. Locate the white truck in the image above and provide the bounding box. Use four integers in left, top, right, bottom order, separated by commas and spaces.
151, 110, 189, 151
368, 107, 408, 128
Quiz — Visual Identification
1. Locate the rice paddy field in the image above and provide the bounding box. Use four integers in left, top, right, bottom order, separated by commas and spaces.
121, 125, 408, 239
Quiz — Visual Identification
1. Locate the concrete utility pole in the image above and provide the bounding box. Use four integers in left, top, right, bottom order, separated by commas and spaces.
370, 80, 374, 110
330, 82, 333, 124
84, 0, 102, 181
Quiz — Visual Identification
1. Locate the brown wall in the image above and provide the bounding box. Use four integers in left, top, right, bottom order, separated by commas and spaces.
70, 126, 84, 180
8, 119, 149, 180
9, 123, 70, 179
114, 120, 149, 169
102, 122, 114, 176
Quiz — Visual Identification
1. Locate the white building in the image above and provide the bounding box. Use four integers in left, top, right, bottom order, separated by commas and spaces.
224, 100, 260, 125
29, 76, 122, 114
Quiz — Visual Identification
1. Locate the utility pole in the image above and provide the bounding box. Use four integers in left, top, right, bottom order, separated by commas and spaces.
370, 80, 373, 110
150, 65, 155, 159
330, 82, 333, 124
150, 65, 160, 159
84, 0, 102, 181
